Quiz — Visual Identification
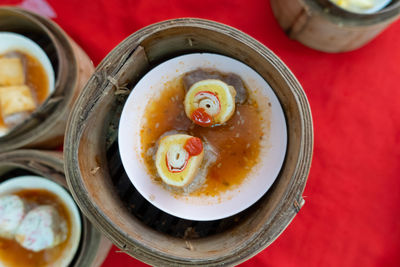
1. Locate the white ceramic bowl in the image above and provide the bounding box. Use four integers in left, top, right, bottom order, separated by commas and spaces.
331, 0, 392, 14
0, 32, 55, 136
0, 176, 81, 267
119, 53, 287, 221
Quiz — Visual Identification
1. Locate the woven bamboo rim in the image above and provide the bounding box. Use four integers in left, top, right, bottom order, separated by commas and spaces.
0, 149, 111, 267
270, 0, 400, 52
0, 7, 93, 151
65, 18, 313, 266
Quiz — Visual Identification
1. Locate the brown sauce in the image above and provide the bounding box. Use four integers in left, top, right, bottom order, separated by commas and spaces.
0, 51, 49, 129
0, 189, 71, 267
140, 75, 265, 197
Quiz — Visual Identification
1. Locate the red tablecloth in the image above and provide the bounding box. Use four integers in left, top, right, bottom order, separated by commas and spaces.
3, 0, 400, 266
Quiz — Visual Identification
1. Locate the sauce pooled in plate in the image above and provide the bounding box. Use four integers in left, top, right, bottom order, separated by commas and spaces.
141, 69, 267, 197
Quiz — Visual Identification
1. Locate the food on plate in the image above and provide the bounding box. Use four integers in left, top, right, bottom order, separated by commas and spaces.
0, 57, 25, 86
330, 0, 388, 12
0, 85, 36, 124
155, 134, 204, 188
0, 195, 26, 239
184, 79, 236, 127
141, 68, 266, 196
0, 51, 49, 132
182, 69, 248, 104
0, 189, 71, 266
16, 205, 68, 252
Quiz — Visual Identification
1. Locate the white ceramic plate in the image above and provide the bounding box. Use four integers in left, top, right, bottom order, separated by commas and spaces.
0, 176, 81, 267
119, 53, 287, 221
0, 32, 55, 136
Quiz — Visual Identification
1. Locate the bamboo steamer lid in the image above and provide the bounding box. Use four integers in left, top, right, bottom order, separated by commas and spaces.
64, 18, 313, 265
0, 149, 112, 267
0, 7, 94, 151
270, 0, 400, 52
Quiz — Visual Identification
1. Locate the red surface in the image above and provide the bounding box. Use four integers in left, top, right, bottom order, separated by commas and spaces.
2, 0, 400, 266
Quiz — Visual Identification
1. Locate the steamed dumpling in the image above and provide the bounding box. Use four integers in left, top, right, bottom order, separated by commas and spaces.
155, 134, 204, 188
182, 69, 248, 104
15, 205, 68, 252
0, 195, 26, 239
184, 79, 236, 127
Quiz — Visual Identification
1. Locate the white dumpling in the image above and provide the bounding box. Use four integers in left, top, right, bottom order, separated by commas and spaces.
15, 205, 68, 252
0, 195, 26, 239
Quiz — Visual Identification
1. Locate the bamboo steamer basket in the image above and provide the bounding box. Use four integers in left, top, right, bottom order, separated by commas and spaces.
65, 18, 313, 266
270, 0, 400, 52
0, 7, 94, 151
0, 149, 112, 266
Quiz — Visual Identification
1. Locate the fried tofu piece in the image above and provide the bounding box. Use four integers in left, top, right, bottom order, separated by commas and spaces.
0, 58, 25, 86
0, 85, 36, 118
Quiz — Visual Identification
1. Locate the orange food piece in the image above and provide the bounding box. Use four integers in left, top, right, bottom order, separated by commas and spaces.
191, 108, 212, 127
184, 137, 203, 156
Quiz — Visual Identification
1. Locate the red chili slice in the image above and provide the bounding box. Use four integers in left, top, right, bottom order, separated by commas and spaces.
184, 137, 203, 156
191, 108, 213, 127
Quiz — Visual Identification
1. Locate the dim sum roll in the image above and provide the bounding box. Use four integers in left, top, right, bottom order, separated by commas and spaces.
0, 195, 26, 239
184, 79, 236, 127
182, 69, 248, 104
155, 134, 204, 188
15, 205, 68, 252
